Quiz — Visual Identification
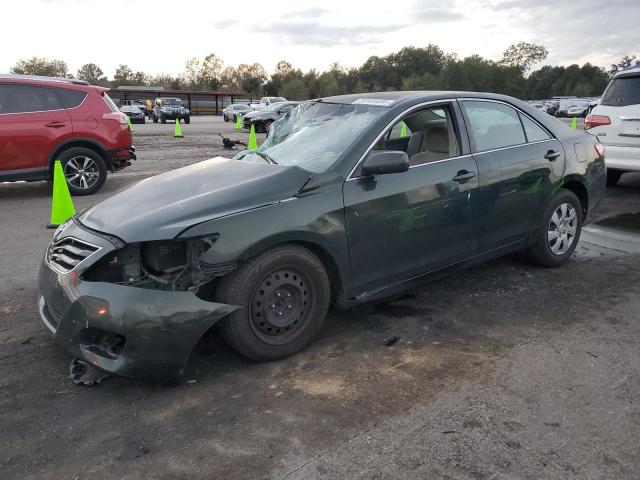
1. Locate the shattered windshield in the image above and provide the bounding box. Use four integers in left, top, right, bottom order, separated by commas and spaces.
235, 101, 388, 173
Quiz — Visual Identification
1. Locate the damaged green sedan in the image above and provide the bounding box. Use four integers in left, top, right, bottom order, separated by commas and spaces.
39, 91, 606, 381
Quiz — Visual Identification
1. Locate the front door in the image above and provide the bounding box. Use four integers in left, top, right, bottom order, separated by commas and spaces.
343, 103, 479, 296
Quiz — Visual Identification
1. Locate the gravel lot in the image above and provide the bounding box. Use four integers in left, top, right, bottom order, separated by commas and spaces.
1, 115, 639, 479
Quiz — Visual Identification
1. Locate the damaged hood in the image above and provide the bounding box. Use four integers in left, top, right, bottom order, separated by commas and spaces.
80, 157, 311, 242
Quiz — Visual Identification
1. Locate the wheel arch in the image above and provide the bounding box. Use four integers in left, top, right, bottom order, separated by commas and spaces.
560, 176, 589, 218
236, 232, 349, 305
48, 138, 110, 177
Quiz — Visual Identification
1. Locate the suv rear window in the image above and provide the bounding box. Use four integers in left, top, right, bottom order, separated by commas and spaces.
102, 93, 119, 112
54, 88, 87, 109
0, 84, 62, 114
601, 76, 640, 107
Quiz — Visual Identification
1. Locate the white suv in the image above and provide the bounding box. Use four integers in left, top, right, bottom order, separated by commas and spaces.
586, 66, 640, 186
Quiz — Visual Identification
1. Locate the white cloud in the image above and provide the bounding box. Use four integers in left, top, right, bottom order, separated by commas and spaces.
0, 0, 636, 77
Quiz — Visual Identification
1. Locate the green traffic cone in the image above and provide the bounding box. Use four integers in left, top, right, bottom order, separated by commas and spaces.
47, 160, 76, 229
247, 124, 258, 151
400, 122, 408, 137
571, 117, 577, 129
236, 114, 242, 129
127, 115, 133, 132
174, 117, 183, 138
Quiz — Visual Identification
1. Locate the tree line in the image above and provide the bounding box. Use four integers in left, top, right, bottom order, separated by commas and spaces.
9, 43, 638, 100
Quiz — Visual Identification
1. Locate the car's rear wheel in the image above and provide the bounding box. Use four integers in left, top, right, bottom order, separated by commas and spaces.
59, 147, 107, 196
184, 116, 190, 124
161, 114, 166, 124
152, 114, 158, 123
606, 169, 623, 187
528, 189, 582, 267
216, 244, 330, 361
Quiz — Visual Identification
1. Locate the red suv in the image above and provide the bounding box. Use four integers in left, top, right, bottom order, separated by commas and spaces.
0, 75, 135, 195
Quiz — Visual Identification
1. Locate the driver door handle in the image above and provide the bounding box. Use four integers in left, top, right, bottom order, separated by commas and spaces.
544, 150, 561, 161
452, 170, 476, 183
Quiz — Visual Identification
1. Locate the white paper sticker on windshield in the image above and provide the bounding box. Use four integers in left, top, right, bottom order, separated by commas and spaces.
352, 98, 395, 106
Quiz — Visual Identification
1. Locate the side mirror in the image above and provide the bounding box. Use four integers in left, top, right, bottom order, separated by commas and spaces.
360, 150, 409, 177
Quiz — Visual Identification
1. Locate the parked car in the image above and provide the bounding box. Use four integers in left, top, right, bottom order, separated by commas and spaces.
586, 65, 640, 186
567, 102, 590, 118
152, 97, 190, 124
38, 91, 605, 381
242, 101, 299, 132
0, 74, 135, 195
248, 96, 287, 110
223, 103, 253, 122
120, 105, 146, 124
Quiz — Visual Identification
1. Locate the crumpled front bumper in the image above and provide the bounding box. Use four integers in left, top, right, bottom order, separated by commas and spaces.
37, 222, 238, 380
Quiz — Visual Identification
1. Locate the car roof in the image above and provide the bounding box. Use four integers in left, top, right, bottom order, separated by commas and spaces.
614, 65, 640, 79
0, 74, 108, 93
317, 90, 525, 107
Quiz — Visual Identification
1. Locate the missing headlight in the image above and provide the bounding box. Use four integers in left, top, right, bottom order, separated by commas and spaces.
83, 236, 234, 293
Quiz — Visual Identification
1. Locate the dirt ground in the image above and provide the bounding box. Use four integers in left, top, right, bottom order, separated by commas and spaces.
1, 116, 639, 480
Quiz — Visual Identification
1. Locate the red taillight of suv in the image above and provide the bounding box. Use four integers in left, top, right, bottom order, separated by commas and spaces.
102, 112, 129, 125
584, 114, 611, 130
594, 143, 605, 160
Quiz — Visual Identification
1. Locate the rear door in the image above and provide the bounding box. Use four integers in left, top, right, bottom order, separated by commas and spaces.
460, 100, 565, 250
0, 83, 72, 174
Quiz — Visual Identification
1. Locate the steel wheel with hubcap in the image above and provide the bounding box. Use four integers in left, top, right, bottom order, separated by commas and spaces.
547, 203, 577, 255
216, 244, 330, 361
528, 189, 582, 267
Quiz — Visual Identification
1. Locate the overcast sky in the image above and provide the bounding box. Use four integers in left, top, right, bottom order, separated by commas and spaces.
2, 0, 637, 77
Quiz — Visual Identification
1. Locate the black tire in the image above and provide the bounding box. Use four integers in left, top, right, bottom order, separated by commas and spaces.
184, 116, 190, 124
152, 115, 158, 123
528, 189, 582, 267
161, 114, 166, 124
58, 147, 107, 196
224, 114, 228, 122
606, 169, 623, 187
216, 244, 330, 361
263, 120, 273, 133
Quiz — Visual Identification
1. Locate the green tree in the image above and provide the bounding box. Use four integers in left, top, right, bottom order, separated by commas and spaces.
281, 78, 308, 100
236, 63, 267, 94
501, 42, 549, 74
11, 57, 68, 77
610, 55, 638, 76
77, 63, 105, 84
113, 64, 134, 86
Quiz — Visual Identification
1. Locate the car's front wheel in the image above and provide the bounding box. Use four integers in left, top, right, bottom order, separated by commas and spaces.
59, 147, 107, 196
528, 189, 582, 267
216, 244, 330, 361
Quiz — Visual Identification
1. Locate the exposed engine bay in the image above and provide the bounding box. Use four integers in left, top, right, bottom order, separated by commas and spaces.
83, 237, 236, 294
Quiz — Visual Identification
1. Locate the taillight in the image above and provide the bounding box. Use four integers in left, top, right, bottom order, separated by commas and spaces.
594, 143, 605, 160
584, 114, 610, 130
102, 112, 128, 125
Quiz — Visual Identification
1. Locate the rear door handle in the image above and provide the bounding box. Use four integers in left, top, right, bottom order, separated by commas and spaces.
45, 121, 66, 128
544, 150, 561, 161
452, 170, 476, 183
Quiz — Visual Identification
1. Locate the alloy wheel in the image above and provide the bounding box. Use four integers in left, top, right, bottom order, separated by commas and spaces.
548, 202, 577, 255
63, 156, 100, 191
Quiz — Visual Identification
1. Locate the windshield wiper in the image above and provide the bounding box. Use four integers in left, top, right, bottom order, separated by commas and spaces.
254, 151, 278, 164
